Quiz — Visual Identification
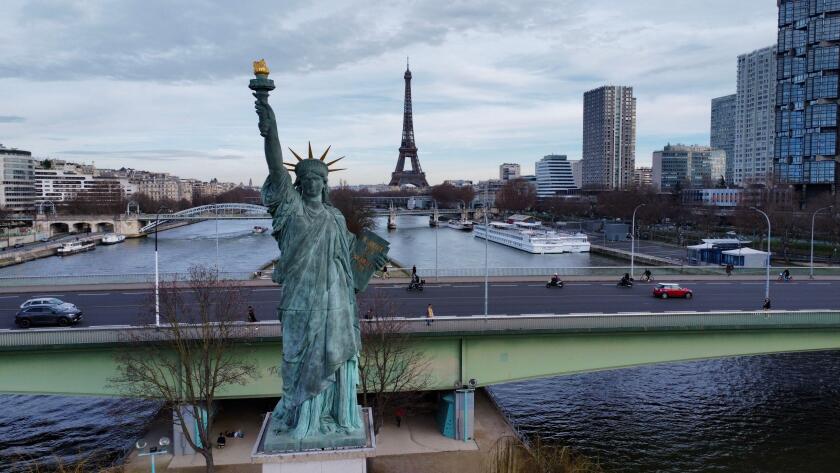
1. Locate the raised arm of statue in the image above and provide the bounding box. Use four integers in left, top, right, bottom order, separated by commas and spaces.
254, 94, 289, 183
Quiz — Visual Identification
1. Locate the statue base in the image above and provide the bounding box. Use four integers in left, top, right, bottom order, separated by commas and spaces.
252, 408, 376, 473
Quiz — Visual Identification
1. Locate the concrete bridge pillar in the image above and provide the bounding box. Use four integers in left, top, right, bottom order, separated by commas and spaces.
429, 205, 439, 227
387, 203, 397, 230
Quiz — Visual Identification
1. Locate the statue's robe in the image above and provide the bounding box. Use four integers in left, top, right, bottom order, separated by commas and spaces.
262, 167, 362, 439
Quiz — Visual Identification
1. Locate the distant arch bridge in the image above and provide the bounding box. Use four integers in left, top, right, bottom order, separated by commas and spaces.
137, 203, 270, 233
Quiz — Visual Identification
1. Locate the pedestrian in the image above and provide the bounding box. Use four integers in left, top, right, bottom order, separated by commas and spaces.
762, 298, 771, 310
395, 406, 406, 428
426, 304, 434, 326
725, 264, 733, 277
382, 264, 389, 279
247, 305, 257, 322
412, 265, 417, 277
364, 308, 374, 320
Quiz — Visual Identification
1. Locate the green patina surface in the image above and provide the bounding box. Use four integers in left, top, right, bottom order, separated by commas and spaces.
3, 329, 840, 398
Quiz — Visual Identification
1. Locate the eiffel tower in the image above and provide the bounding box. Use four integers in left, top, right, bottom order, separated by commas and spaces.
389, 60, 429, 187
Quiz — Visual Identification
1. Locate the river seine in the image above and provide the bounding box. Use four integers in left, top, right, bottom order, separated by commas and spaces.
1, 218, 839, 472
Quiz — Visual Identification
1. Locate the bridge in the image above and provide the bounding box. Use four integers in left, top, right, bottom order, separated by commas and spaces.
2, 309, 840, 398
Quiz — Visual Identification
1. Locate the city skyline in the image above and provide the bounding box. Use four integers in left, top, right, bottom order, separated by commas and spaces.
0, 1, 776, 185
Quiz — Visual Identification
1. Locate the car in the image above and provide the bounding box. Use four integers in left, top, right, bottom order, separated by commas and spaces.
653, 283, 693, 299
15, 305, 83, 328
12, 243, 24, 249
20, 297, 75, 310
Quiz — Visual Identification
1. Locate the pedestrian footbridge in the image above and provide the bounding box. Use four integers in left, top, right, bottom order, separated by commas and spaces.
2, 310, 840, 397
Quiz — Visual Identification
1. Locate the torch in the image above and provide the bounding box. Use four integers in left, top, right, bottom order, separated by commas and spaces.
249, 59, 275, 104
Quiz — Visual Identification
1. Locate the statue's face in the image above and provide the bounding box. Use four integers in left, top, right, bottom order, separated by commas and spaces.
300, 173, 325, 201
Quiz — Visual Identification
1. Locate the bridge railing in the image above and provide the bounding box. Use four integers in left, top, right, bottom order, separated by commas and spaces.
1, 266, 839, 287
3, 310, 840, 349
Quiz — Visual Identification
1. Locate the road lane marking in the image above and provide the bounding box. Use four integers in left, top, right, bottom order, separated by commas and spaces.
78, 293, 110, 296
0, 296, 19, 299
452, 285, 479, 288
528, 284, 546, 287
254, 288, 281, 291
811, 282, 831, 285
491, 284, 517, 287
122, 292, 149, 295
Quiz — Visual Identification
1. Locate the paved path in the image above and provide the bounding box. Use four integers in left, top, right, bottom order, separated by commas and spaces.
1, 279, 838, 330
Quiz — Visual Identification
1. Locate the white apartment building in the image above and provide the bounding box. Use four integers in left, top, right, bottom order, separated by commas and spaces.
734, 45, 776, 186
34, 160, 125, 205
499, 163, 521, 181
0, 144, 35, 212
535, 154, 577, 198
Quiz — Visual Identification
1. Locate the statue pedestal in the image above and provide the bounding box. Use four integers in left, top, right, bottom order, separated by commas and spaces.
252, 408, 376, 473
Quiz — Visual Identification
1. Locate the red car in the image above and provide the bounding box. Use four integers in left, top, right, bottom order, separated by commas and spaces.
653, 283, 693, 299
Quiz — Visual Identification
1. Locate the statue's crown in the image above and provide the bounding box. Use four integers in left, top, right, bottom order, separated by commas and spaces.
284, 142, 346, 175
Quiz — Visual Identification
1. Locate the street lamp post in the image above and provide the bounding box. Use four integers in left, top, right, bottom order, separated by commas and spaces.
483, 183, 489, 316
810, 205, 832, 279
136, 437, 170, 473
630, 203, 646, 280
215, 202, 220, 269
750, 206, 771, 301
154, 206, 169, 327
434, 200, 438, 282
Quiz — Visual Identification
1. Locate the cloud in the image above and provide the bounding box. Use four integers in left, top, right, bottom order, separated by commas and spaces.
0, 0, 779, 184
0, 115, 25, 123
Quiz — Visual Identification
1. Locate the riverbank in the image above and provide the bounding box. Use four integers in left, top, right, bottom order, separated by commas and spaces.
121, 389, 517, 473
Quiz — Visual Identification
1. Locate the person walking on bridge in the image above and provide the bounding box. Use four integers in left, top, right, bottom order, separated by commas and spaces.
426, 304, 435, 326
247, 305, 257, 322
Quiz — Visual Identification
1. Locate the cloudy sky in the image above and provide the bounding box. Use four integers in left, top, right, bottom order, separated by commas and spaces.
0, 0, 776, 185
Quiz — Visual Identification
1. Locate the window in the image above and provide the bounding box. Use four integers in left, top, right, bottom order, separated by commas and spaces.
809, 16, 840, 42
809, 46, 840, 73
806, 75, 839, 100
807, 103, 838, 127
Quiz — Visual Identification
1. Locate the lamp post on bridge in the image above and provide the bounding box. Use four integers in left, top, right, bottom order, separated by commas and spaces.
136, 437, 170, 473
750, 206, 771, 303
154, 206, 170, 327
810, 205, 832, 279
630, 203, 646, 280
483, 183, 489, 316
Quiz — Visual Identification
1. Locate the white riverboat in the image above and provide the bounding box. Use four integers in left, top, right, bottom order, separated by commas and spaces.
252, 226, 268, 234
101, 233, 126, 245
473, 221, 590, 254
446, 219, 474, 231
56, 240, 96, 256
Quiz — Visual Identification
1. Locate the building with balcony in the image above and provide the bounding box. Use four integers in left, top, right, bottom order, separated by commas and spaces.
582, 85, 636, 189
711, 94, 736, 183
776, 1, 840, 194
535, 155, 577, 198
499, 163, 521, 181
0, 144, 35, 213
734, 45, 776, 186
651, 144, 726, 192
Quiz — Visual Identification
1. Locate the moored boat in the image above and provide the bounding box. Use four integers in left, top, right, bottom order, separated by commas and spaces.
473, 220, 590, 254
446, 219, 474, 231
101, 233, 126, 245
252, 226, 269, 234
57, 240, 96, 256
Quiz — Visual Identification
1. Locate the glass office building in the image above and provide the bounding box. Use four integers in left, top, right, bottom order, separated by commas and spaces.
776, 0, 840, 191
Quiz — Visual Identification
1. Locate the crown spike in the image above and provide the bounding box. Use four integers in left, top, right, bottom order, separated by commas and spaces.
327, 168, 346, 173
307, 142, 313, 160
283, 161, 298, 167
325, 155, 345, 166
288, 148, 304, 161
319, 145, 331, 161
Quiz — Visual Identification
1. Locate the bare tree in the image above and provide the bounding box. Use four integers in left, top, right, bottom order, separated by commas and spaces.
357, 291, 431, 433
495, 178, 537, 213
329, 186, 376, 235
109, 265, 258, 473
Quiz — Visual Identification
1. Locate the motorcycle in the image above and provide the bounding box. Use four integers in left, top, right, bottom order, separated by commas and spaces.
617, 278, 634, 288
546, 279, 564, 288
407, 278, 425, 291
777, 273, 793, 282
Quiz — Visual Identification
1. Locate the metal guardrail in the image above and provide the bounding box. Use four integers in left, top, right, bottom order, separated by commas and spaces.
3, 310, 840, 349
2, 266, 840, 287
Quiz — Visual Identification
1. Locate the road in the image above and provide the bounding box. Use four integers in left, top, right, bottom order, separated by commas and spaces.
1, 279, 838, 329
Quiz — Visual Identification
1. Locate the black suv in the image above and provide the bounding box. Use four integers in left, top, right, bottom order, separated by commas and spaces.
15, 305, 83, 328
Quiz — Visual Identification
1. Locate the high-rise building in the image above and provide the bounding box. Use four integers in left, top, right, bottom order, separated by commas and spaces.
570, 159, 582, 188
633, 167, 653, 188
733, 45, 776, 186
499, 163, 521, 181
0, 144, 35, 213
535, 155, 577, 198
776, 1, 840, 194
651, 144, 726, 192
582, 85, 636, 189
710, 94, 736, 184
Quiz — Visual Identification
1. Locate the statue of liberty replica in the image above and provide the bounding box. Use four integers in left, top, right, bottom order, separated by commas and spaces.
250, 59, 388, 451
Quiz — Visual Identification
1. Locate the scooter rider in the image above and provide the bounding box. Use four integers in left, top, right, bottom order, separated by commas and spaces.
781, 268, 791, 281
551, 273, 560, 284
620, 272, 632, 286
641, 269, 652, 282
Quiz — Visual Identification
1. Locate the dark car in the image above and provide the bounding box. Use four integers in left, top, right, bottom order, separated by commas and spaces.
15, 305, 83, 328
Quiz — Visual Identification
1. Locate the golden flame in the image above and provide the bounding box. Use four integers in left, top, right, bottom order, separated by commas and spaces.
253, 59, 270, 75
